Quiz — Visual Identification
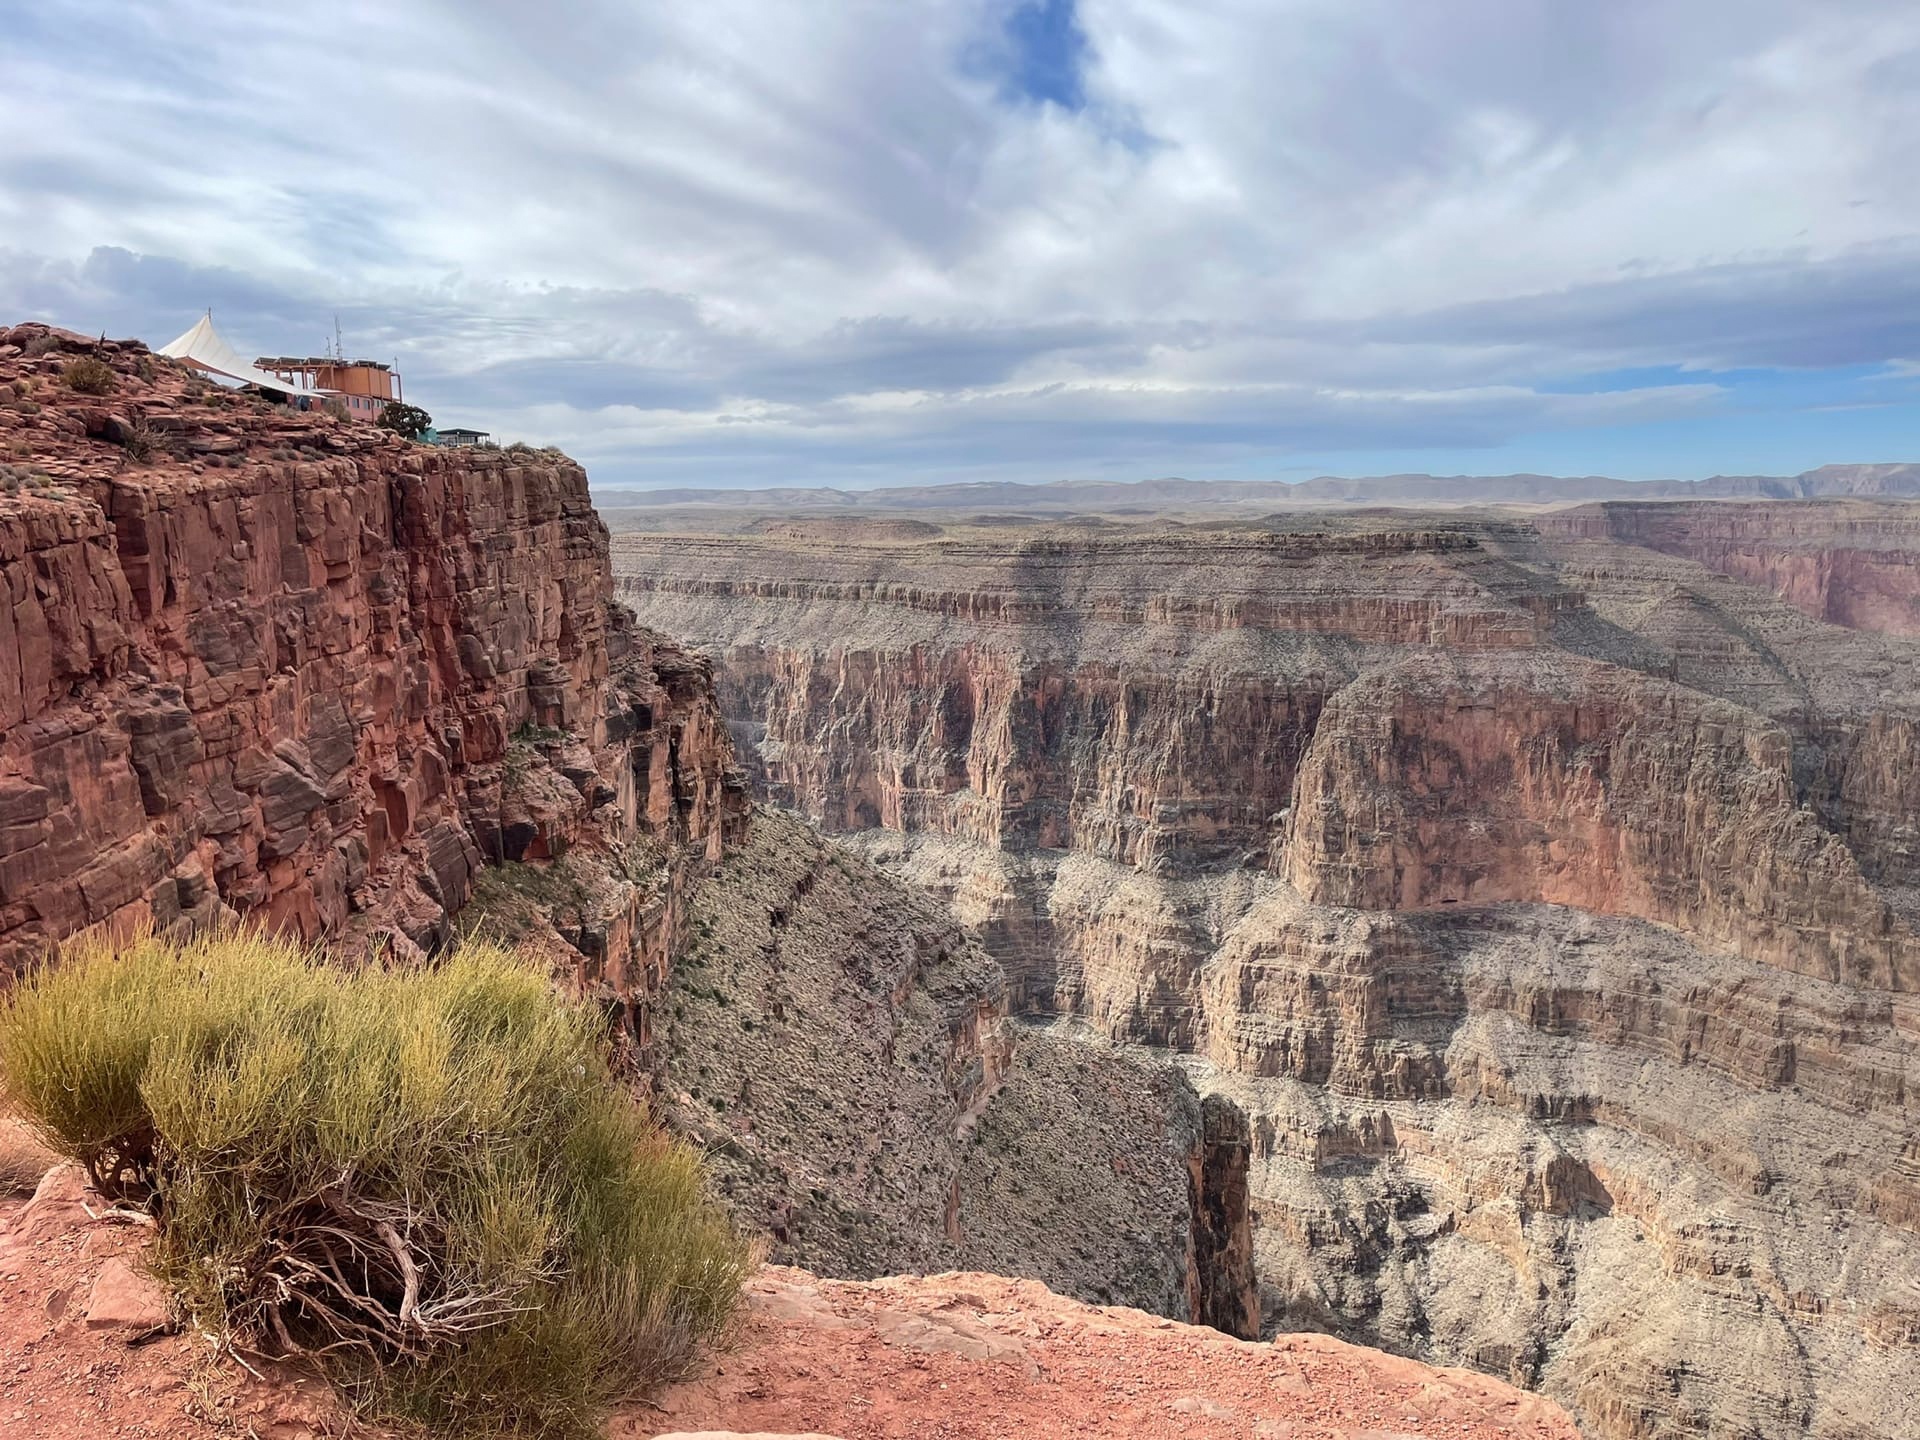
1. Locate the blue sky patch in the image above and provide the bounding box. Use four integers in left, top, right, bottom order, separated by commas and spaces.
1000, 0, 1089, 110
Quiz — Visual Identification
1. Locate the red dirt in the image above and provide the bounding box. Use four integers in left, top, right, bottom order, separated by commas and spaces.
0, 1166, 374, 1439
631, 1268, 1581, 1440
0, 1164, 1581, 1440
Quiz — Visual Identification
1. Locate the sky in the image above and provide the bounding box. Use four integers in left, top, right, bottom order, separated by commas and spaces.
1, 0, 1917, 490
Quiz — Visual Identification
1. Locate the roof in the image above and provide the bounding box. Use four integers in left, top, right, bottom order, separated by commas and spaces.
257, 356, 393, 372
157, 316, 307, 396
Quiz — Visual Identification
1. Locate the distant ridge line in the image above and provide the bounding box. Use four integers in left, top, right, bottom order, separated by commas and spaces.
596, 462, 1920, 511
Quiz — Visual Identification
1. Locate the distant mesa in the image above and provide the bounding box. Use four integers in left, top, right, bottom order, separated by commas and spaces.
594, 462, 1920, 518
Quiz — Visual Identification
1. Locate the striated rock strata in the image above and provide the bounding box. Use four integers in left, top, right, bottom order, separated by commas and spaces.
0, 323, 746, 1034
614, 509, 1920, 1440
1542, 499, 1920, 636
0, 323, 1271, 1351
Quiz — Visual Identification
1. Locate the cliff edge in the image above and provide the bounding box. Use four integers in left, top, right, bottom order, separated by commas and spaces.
0, 323, 745, 1040
0, 1160, 1581, 1440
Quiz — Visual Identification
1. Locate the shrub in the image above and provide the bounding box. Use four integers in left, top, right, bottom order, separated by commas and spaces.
323, 396, 350, 421
377, 400, 433, 440
0, 932, 749, 1438
119, 418, 163, 464
61, 356, 117, 394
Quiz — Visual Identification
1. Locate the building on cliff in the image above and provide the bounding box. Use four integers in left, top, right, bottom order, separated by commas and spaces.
157, 313, 318, 404
157, 313, 404, 422
160, 314, 408, 422
255, 353, 403, 421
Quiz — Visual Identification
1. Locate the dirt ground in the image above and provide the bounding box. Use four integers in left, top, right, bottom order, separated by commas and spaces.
0, 1158, 1578, 1440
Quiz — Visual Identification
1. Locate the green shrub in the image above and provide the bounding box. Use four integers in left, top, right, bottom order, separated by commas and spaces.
61, 356, 117, 394
0, 931, 749, 1438
378, 400, 433, 440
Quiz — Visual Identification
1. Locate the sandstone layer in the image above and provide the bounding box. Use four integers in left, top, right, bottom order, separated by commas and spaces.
613, 508, 1920, 1440
0, 324, 746, 1046
1541, 500, 1920, 636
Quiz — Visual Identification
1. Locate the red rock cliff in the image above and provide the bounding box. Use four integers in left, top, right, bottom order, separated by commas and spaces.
0, 323, 745, 976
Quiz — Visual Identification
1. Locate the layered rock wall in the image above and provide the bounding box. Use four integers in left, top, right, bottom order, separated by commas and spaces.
1542, 500, 1920, 635
613, 510, 1920, 1440
0, 324, 745, 982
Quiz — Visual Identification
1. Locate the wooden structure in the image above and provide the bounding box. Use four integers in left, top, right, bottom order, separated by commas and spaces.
257, 355, 403, 422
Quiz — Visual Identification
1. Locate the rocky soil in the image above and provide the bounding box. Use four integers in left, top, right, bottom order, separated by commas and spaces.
0, 1155, 1582, 1440
613, 507, 1920, 1440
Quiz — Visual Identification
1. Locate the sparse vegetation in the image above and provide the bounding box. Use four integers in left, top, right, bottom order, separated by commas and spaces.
61, 355, 117, 395
119, 417, 164, 464
378, 400, 433, 440
464, 857, 600, 942
0, 931, 750, 1439
512, 720, 573, 746
0, 463, 52, 494
0, 1112, 58, 1195
323, 396, 351, 421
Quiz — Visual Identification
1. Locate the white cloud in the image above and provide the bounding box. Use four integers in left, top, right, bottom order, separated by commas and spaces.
0, 0, 1915, 484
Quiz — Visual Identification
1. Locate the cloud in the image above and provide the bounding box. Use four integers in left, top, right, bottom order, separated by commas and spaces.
0, 0, 1914, 486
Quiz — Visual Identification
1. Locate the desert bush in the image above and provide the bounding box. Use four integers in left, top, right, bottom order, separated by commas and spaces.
323, 396, 351, 421
119, 418, 162, 464
0, 931, 749, 1438
61, 356, 117, 394
377, 400, 433, 440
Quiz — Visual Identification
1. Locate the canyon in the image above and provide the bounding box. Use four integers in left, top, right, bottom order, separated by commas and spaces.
0, 324, 1287, 1431
0, 1160, 1578, 1440
5, 319, 1914, 1439
613, 506, 1920, 1440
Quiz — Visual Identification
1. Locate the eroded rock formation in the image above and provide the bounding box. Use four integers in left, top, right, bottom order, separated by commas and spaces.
655, 807, 1260, 1333
613, 508, 1920, 1440
1542, 499, 1920, 636
0, 324, 745, 1011
0, 322, 1262, 1347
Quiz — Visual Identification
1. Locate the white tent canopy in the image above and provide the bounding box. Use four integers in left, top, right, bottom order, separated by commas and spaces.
158, 314, 308, 396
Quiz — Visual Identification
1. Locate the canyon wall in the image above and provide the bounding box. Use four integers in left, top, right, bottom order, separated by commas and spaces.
0, 323, 746, 1037
0, 324, 1261, 1341
613, 509, 1920, 1440
654, 806, 1259, 1332
1543, 500, 1920, 636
